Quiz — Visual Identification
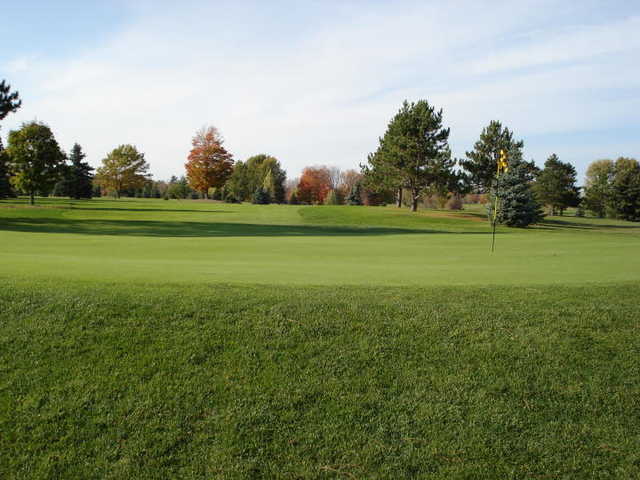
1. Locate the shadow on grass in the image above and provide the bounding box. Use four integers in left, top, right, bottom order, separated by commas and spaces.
0, 203, 228, 215
539, 218, 639, 230
0, 217, 493, 237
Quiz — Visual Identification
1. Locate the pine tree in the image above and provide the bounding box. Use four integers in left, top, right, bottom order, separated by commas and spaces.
0, 80, 21, 121
490, 155, 544, 227
252, 187, 271, 204
56, 143, 94, 199
347, 181, 363, 205
362, 99, 454, 211
462, 121, 524, 193
534, 154, 580, 215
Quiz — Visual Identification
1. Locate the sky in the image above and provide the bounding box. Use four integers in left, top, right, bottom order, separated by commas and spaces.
1, 0, 639, 183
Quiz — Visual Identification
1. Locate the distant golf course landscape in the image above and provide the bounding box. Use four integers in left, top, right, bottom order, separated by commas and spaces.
2, 198, 640, 478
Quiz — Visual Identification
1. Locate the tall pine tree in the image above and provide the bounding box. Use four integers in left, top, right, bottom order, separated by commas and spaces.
0, 80, 21, 121
362, 100, 456, 212
55, 143, 94, 199
534, 154, 580, 215
462, 120, 524, 193
0, 80, 21, 199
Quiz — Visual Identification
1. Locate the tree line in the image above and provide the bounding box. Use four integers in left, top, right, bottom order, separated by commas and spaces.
1, 78, 638, 224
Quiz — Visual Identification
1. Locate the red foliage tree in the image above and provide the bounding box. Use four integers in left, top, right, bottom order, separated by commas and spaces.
185, 126, 234, 198
296, 166, 332, 204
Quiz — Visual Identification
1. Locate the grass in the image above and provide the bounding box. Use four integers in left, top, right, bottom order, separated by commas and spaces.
1, 197, 639, 286
1, 197, 640, 478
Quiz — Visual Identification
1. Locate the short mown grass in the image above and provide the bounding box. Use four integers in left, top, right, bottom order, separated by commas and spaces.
1, 197, 639, 286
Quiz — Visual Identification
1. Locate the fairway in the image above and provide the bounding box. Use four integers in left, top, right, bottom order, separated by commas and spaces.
2, 198, 640, 478
1, 197, 639, 286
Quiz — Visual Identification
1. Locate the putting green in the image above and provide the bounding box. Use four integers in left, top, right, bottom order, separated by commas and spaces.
1, 197, 639, 286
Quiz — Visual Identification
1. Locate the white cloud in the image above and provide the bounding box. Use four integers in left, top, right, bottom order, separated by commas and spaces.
2, 1, 638, 182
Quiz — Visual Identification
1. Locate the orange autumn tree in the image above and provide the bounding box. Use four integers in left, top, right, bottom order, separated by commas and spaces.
297, 166, 332, 204
185, 126, 234, 198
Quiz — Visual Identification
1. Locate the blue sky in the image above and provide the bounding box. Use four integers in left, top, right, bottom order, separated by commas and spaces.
1, 0, 639, 183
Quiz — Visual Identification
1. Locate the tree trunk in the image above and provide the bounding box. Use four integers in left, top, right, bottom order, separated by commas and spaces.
29, 191, 35, 205
396, 187, 403, 208
411, 193, 418, 212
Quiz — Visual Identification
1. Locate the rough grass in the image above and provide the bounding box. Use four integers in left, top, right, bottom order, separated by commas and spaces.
1, 279, 639, 479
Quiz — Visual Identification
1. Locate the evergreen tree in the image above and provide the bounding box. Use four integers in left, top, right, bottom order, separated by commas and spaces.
0, 80, 21, 199
0, 80, 21, 121
252, 187, 271, 204
362, 99, 455, 212
534, 154, 580, 215
347, 181, 363, 205
462, 120, 524, 193
490, 154, 544, 227
56, 143, 94, 199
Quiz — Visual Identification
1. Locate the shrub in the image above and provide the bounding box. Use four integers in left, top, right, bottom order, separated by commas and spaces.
347, 182, 363, 205
446, 194, 463, 210
224, 191, 240, 203
252, 187, 271, 205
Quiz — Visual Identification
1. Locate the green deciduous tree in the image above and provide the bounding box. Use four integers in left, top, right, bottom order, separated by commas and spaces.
227, 154, 286, 203
610, 157, 640, 222
96, 145, 150, 198
6, 121, 65, 204
167, 176, 192, 199
534, 154, 580, 215
583, 159, 614, 218
462, 120, 524, 193
0, 138, 15, 199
